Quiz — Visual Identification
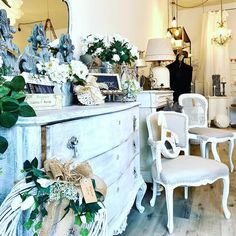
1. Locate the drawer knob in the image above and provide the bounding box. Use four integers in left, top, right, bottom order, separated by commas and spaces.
116, 154, 120, 160
117, 187, 119, 192
67, 136, 79, 158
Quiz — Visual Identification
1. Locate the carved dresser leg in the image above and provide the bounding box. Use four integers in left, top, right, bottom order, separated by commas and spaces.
135, 181, 147, 213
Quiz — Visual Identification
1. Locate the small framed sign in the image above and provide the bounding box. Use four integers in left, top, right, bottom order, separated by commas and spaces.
90, 73, 122, 91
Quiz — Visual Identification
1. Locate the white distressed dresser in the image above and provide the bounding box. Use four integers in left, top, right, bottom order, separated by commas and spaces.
137, 90, 173, 182
0, 102, 146, 235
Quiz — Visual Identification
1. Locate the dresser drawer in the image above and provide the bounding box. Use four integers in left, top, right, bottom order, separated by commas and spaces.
45, 108, 139, 161
104, 156, 138, 224
88, 134, 139, 187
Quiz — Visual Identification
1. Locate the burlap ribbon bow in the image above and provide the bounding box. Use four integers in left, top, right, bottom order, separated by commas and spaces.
39, 160, 107, 236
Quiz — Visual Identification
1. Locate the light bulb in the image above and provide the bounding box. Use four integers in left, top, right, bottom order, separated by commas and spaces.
171, 17, 177, 28
174, 29, 180, 37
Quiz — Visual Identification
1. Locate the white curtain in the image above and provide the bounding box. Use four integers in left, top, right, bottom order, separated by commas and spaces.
198, 11, 231, 96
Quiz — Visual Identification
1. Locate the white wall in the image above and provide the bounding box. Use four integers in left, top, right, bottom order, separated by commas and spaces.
67, 0, 168, 56
178, 2, 236, 93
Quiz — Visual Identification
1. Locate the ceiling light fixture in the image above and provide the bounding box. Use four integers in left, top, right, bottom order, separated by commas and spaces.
211, 0, 232, 46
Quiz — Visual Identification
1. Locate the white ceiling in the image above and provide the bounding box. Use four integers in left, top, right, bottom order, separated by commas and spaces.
177, 0, 236, 8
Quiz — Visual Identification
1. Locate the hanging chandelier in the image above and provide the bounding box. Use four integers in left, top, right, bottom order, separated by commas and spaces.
211, 0, 232, 46
0, 0, 23, 25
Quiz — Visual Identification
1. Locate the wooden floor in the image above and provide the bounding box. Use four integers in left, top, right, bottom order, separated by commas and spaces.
121, 142, 236, 236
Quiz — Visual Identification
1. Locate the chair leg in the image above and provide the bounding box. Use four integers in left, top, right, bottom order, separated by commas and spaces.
205, 143, 209, 159
222, 175, 231, 219
184, 186, 188, 200
211, 142, 221, 162
200, 140, 207, 158
228, 139, 234, 172
150, 181, 157, 207
165, 185, 174, 234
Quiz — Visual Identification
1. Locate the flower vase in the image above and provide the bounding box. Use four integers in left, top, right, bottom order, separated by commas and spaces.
101, 61, 114, 73
61, 81, 73, 106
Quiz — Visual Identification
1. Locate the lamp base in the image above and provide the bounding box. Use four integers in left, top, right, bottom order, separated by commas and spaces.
151, 66, 170, 89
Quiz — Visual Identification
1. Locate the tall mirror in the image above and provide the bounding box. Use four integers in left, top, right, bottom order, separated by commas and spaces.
5, 0, 69, 53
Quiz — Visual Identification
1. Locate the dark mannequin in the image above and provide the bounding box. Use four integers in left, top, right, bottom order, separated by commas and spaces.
167, 52, 193, 102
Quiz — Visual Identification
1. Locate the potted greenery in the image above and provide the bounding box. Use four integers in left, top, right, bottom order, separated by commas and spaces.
0, 75, 36, 154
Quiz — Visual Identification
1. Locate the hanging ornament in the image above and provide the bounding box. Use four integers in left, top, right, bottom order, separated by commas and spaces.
211, 0, 232, 46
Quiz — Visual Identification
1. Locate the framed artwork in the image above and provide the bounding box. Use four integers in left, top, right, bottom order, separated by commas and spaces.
90, 73, 122, 91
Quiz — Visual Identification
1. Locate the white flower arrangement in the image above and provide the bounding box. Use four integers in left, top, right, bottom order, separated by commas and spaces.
36, 58, 88, 85
80, 34, 139, 65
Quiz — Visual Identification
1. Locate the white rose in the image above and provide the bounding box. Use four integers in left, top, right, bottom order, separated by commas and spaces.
112, 54, 120, 62
49, 39, 59, 48
95, 47, 103, 55
37, 178, 51, 188
130, 46, 139, 58
11, 195, 22, 210
81, 45, 88, 55
87, 35, 94, 43
113, 34, 122, 41
21, 196, 35, 211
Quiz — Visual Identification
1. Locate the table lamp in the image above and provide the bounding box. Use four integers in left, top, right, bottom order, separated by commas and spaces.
145, 38, 175, 89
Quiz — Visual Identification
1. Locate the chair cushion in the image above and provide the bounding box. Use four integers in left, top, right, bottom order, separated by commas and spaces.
152, 155, 228, 185
189, 127, 234, 138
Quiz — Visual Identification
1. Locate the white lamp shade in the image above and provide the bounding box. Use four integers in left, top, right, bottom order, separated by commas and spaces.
145, 38, 175, 62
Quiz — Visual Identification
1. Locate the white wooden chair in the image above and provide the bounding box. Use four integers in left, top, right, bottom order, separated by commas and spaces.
179, 93, 234, 172
146, 111, 231, 234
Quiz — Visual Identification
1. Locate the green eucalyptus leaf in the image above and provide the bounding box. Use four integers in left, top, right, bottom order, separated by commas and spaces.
3, 81, 12, 89
33, 233, 38, 236
80, 228, 89, 236
74, 215, 82, 226
30, 208, 39, 220
23, 219, 34, 230
32, 167, 47, 178
10, 76, 25, 91
41, 207, 48, 217
23, 160, 32, 172
85, 212, 93, 224
0, 86, 10, 98
31, 157, 38, 168
19, 104, 36, 117
2, 98, 19, 112
0, 136, 8, 154
11, 91, 26, 102
34, 220, 42, 231
0, 112, 18, 128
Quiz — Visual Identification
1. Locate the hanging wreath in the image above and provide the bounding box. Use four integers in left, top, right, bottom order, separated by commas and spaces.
0, 158, 107, 236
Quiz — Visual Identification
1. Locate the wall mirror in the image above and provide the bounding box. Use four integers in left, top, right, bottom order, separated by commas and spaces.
10, 0, 69, 53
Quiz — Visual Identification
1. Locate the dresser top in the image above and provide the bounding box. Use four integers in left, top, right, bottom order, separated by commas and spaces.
17, 102, 140, 126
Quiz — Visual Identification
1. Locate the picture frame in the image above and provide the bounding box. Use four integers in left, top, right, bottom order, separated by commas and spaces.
89, 73, 122, 91
26, 83, 54, 94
